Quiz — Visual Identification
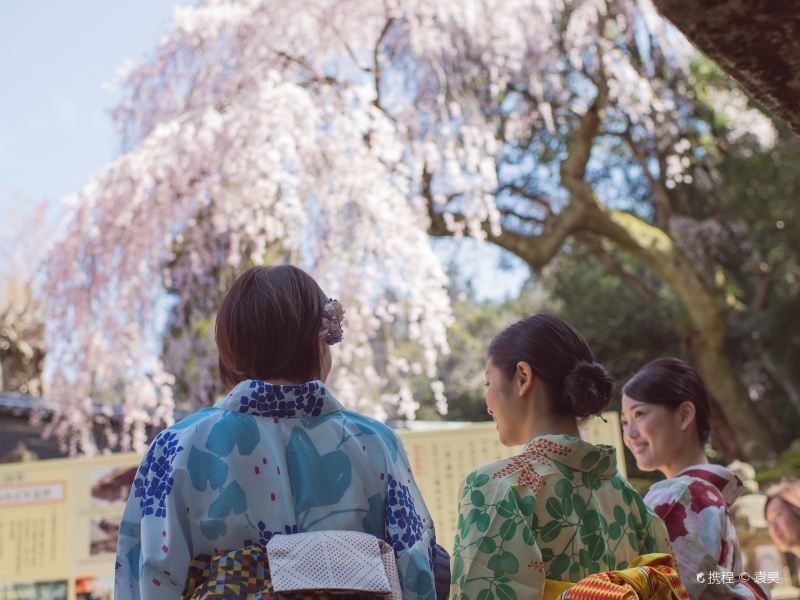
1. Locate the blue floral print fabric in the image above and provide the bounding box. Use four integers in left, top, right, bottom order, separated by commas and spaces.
115, 380, 437, 600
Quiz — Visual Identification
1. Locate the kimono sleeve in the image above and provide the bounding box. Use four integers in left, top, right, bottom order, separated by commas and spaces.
642, 510, 672, 555
114, 430, 192, 600
634, 492, 672, 555
451, 470, 542, 600
386, 435, 437, 600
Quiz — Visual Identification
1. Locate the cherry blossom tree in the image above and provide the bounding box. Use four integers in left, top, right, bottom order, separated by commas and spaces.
43, 0, 779, 456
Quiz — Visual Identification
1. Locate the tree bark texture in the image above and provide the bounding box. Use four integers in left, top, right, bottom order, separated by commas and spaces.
652, 0, 800, 135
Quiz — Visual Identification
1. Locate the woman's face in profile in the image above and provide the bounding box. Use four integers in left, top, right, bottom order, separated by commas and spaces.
485, 359, 527, 447
620, 394, 683, 473
767, 498, 800, 551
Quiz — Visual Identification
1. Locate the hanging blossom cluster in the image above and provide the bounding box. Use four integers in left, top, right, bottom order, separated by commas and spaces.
669, 216, 751, 286
702, 86, 778, 150
42, 0, 749, 453
44, 67, 455, 452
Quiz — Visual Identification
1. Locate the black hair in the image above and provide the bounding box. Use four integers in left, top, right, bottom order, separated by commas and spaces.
622, 357, 712, 443
487, 314, 614, 418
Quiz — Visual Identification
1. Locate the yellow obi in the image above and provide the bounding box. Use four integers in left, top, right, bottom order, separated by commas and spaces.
542, 554, 689, 600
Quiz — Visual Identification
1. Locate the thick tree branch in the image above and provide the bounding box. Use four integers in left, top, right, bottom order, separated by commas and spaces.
496, 206, 545, 225
425, 175, 588, 271
559, 57, 609, 204
274, 51, 344, 87
496, 183, 555, 216
582, 204, 716, 309
372, 17, 397, 122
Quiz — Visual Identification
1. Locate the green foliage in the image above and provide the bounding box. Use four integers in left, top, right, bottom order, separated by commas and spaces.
754, 440, 800, 486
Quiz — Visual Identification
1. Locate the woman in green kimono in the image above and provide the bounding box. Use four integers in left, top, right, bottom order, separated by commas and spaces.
451, 314, 671, 600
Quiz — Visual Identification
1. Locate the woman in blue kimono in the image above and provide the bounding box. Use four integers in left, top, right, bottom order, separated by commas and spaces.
115, 265, 437, 600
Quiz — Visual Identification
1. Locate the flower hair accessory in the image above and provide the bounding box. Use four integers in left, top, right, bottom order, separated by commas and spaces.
319, 298, 345, 345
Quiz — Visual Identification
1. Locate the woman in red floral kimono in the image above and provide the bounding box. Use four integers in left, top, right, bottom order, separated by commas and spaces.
621, 358, 770, 599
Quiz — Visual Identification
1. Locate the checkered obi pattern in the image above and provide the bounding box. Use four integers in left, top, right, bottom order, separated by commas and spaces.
183, 531, 402, 600
184, 544, 271, 599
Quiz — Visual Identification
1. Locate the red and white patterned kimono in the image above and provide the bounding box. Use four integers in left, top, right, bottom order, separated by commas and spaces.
644, 464, 769, 599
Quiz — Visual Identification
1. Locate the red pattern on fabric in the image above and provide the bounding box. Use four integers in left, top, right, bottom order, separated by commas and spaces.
681, 468, 740, 497
531, 438, 571, 457
687, 480, 725, 512
564, 566, 690, 600
565, 575, 620, 599
653, 501, 689, 542
738, 577, 771, 600
719, 539, 730, 565
665, 567, 691, 600
493, 455, 546, 493
491, 438, 572, 494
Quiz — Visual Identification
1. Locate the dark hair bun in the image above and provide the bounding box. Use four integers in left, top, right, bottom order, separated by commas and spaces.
488, 314, 610, 419
564, 361, 614, 418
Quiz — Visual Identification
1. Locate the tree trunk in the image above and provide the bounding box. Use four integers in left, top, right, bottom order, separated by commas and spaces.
684, 314, 775, 459
758, 343, 800, 419
705, 400, 740, 463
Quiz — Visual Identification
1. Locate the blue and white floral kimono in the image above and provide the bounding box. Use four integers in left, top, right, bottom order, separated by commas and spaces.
115, 380, 437, 600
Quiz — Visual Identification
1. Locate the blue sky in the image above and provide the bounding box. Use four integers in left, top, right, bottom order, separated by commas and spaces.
0, 1, 184, 222
0, 1, 529, 301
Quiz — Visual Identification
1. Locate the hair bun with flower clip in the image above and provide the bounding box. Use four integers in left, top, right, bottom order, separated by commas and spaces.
319, 298, 345, 345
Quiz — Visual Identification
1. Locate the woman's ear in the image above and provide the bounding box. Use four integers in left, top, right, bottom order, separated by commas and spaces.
515, 361, 535, 397
677, 400, 697, 432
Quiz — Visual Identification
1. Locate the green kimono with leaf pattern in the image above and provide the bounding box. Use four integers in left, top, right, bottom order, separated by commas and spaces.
451, 434, 671, 600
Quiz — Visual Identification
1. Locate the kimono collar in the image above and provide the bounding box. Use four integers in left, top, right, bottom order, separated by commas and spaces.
216, 379, 344, 418
675, 464, 745, 507
522, 434, 617, 477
